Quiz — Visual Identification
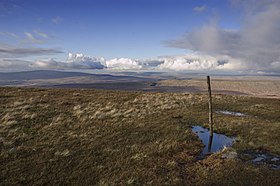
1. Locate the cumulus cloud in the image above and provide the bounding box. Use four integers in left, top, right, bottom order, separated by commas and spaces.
31, 53, 105, 70
1, 51, 241, 72
166, 0, 280, 74
30, 54, 164, 71
157, 54, 241, 71
29, 53, 150, 71
0, 42, 259, 72
66, 53, 105, 69
105, 58, 142, 70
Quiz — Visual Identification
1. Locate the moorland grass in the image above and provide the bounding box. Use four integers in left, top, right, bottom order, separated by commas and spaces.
0, 87, 279, 185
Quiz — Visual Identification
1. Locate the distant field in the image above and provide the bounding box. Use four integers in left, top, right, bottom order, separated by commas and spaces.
158, 76, 280, 98
1, 87, 279, 185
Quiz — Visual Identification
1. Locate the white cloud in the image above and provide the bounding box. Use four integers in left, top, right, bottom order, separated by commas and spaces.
0, 51, 273, 74
35, 53, 158, 71
166, 0, 280, 74
105, 58, 142, 70
24, 32, 43, 43
23, 30, 51, 43
1, 30, 50, 44
31, 53, 105, 70
66, 53, 105, 69
29, 55, 156, 71
34, 30, 48, 38
24, 32, 32, 39
157, 54, 241, 71
2, 51, 242, 72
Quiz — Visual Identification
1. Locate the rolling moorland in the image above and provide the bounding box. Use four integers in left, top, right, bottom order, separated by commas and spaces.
0, 71, 280, 185
1, 70, 280, 97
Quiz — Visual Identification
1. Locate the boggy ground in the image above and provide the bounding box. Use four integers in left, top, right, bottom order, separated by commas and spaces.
0, 87, 279, 185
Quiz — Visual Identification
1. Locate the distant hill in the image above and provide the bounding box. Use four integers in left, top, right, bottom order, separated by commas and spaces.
0, 70, 150, 81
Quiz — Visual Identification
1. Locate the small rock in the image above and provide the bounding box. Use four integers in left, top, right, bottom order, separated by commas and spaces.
252, 157, 264, 163
271, 157, 279, 162
259, 154, 267, 158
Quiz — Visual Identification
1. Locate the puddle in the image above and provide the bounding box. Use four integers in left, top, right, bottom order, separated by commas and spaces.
217, 110, 246, 117
192, 126, 235, 159
191, 126, 280, 169
241, 151, 280, 170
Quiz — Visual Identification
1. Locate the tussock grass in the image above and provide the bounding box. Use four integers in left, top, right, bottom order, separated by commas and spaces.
0, 87, 279, 185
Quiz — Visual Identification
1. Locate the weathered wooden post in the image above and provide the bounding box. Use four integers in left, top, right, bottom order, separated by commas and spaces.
207, 76, 213, 153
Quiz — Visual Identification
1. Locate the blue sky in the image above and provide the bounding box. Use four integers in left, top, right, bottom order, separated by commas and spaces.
1, 0, 280, 74
0, 0, 241, 59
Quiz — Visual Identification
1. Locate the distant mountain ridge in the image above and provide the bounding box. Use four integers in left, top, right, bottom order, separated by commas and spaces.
0, 70, 150, 81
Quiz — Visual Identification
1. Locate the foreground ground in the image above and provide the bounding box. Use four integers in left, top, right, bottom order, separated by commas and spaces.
0, 87, 280, 185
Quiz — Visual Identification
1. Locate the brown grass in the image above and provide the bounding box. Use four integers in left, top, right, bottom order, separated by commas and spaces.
0, 87, 279, 185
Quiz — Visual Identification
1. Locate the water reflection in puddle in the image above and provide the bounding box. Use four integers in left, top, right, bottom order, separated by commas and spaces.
192, 126, 235, 158
217, 110, 246, 117
191, 126, 280, 169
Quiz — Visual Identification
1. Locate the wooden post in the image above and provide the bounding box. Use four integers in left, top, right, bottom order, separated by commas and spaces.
207, 76, 214, 149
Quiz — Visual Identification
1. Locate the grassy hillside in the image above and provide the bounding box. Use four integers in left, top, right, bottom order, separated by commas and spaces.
0, 88, 279, 185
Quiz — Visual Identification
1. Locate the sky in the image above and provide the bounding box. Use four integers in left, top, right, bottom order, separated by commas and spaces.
0, 0, 280, 74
